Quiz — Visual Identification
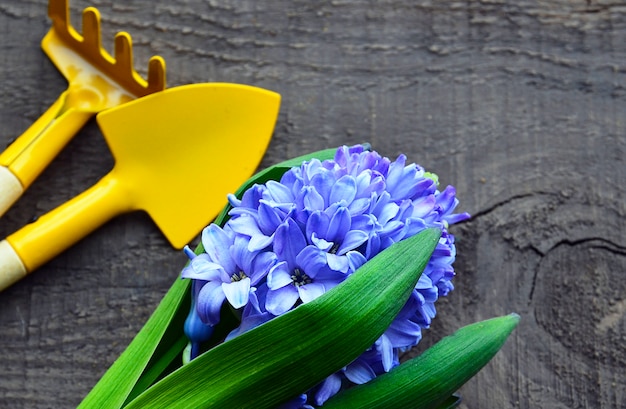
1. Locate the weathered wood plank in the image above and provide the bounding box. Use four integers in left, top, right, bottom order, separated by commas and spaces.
1, 0, 625, 408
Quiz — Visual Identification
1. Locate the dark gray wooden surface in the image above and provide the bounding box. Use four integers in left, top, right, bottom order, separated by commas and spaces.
1, 0, 625, 408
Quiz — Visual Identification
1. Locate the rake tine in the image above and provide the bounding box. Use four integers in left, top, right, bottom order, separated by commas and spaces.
147, 56, 167, 95
48, 0, 69, 29
81, 7, 102, 53
114, 32, 134, 79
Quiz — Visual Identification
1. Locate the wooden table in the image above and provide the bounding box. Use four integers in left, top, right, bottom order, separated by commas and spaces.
1, 1, 624, 407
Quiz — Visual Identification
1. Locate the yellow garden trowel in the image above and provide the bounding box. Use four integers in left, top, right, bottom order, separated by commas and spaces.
0, 83, 280, 291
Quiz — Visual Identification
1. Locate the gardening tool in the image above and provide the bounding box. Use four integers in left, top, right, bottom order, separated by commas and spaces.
0, 83, 281, 291
0, 0, 166, 217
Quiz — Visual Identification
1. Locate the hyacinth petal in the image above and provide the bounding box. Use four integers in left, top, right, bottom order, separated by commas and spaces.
226, 308, 272, 341
389, 164, 417, 199
345, 360, 376, 384
196, 281, 226, 325
222, 278, 251, 309
258, 201, 284, 233
395, 174, 433, 201
403, 218, 428, 238
296, 246, 329, 277
410, 178, 436, 199
385, 318, 423, 348
201, 225, 237, 273
306, 211, 330, 243
250, 251, 276, 285
239, 184, 265, 209
227, 193, 242, 207
423, 301, 437, 319
310, 172, 334, 206
302, 186, 325, 211
228, 215, 262, 236
314, 373, 342, 406
378, 202, 400, 225
365, 234, 381, 259
266, 285, 299, 315
311, 234, 334, 252
362, 175, 385, 199
444, 211, 471, 225
230, 235, 256, 272
248, 233, 274, 252
266, 180, 293, 203
418, 285, 439, 304
378, 335, 395, 372
380, 220, 404, 236
267, 261, 293, 289
346, 250, 367, 272
298, 282, 326, 304
191, 256, 224, 277
275, 218, 307, 268
348, 198, 371, 216
326, 206, 351, 243
333, 145, 350, 167
354, 172, 371, 197
415, 273, 434, 290
180, 256, 224, 281
326, 253, 349, 273
228, 207, 258, 219
277, 394, 309, 409
303, 158, 324, 180
384, 154, 407, 192
351, 214, 375, 234
337, 230, 369, 255
411, 195, 436, 217
370, 191, 391, 217
329, 175, 357, 205
436, 185, 458, 212
226, 289, 275, 341
432, 241, 452, 257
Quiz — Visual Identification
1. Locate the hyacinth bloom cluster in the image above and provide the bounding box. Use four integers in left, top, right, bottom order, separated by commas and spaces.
181, 145, 469, 407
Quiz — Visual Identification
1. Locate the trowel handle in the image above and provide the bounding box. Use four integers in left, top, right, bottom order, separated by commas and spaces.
0, 90, 93, 217
0, 166, 24, 219
0, 240, 27, 291
0, 174, 128, 291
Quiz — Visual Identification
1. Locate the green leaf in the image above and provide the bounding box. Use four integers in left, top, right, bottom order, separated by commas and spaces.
321, 314, 520, 409
124, 228, 442, 409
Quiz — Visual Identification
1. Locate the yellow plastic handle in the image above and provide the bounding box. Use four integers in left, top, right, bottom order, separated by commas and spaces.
0, 166, 24, 217
5, 173, 129, 273
0, 89, 93, 189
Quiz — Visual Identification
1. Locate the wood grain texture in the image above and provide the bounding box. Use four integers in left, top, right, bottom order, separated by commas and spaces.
1, 0, 624, 408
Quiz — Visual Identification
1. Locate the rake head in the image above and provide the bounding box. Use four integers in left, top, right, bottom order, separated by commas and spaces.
45, 0, 165, 98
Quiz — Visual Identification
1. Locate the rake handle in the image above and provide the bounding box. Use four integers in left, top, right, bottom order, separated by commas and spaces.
0, 90, 93, 216
0, 173, 129, 291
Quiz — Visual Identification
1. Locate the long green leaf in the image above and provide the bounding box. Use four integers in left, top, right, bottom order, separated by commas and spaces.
321, 314, 520, 409
124, 228, 442, 409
